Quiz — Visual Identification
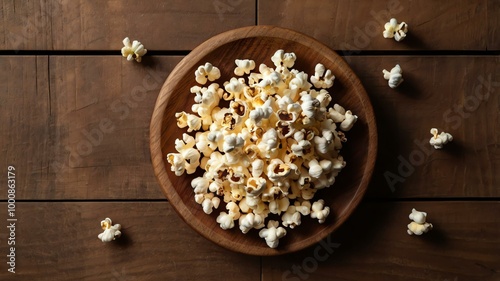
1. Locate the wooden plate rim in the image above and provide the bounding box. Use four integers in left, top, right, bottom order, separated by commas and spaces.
150, 25, 378, 256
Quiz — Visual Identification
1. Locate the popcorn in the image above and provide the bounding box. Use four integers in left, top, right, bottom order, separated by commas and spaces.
216, 202, 240, 230
310, 199, 330, 223
383, 18, 408, 42
239, 213, 264, 234
382, 64, 404, 89
282, 201, 311, 229
311, 63, 335, 89
195, 63, 221, 85
259, 220, 287, 248
167, 50, 358, 248
234, 59, 256, 76
121, 37, 147, 62
166, 134, 200, 176
429, 128, 453, 149
407, 208, 433, 235
98, 218, 122, 242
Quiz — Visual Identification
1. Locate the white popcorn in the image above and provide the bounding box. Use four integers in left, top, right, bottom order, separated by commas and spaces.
216, 202, 241, 230
222, 133, 245, 153
250, 159, 264, 177
191, 177, 210, 194
195, 63, 221, 85
269, 197, 290, 215
234, 59, 256, 76
98, 218, 121, 242
201, 193, 221, 214
290, 72, 312, 94
281, 200, 312, 229
311, 63, 335, 89
175, 111, 202, 132
224, 77, 246, 100
271, 49, 297, 70
383, 18, 408, 42
294, 201, 311, 216
282, 206, 302, 229
167, 50, 357, 248
259, 220, 287, 249
249, 99, 273, 125
340, 110, 358, 131
383, 64, 404, 89
239, 213, 264, 234
267, 159, 292, 186
166, 134, 200, 176
245, 177, 267, 196
429, 128, 453, 149
409, 208, 428, 224
407, 208, 433, 235
121, 37, 147, 62
310, 199, 330, 223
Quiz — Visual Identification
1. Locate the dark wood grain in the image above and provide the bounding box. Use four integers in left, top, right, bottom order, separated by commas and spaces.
0, 202, 261, 281
150, 26, 377, 255
1, 0, 499, 280
46, 56, 183, 200
0, 56, 182, 200
259, 0, 495, 51
0, 0, 256, 51
0, 56, 50, 197
346, 56, 500, 198
0, 1, 53, 51
1, 56, 498, 200
488, 0, 500, 49
262, 201, 500, 281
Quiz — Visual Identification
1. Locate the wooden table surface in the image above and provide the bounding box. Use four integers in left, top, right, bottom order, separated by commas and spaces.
1, 1, 499, 280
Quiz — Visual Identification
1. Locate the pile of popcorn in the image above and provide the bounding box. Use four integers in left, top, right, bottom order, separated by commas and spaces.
166, 50, 357, 248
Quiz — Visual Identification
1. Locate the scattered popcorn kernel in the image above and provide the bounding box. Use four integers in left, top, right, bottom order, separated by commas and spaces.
382, 64, 404, 88
407, 208, 433, 235
121, 37, 147, 62
98, 218, 121, 242
429, 128, 453, 149
383, 18, 408, 42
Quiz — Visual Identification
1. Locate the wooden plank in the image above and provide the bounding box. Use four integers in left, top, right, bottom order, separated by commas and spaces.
488, 0, 500, 49
0, 202, 261, 281
2, 56, 498, 200
258, 0, 493, 51
262, 201, 500, 281
0, 0, 256, 51
0, 56, 50, 198
345, 56, 500, 198
0, 0, 54, 51
0, 56, 181, 200
46, 56, 183, 200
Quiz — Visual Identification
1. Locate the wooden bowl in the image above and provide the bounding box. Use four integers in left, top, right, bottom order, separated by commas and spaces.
150, 26, 377, 256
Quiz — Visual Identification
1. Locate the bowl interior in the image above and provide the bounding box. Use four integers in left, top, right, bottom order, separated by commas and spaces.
151, 26, 377, 255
